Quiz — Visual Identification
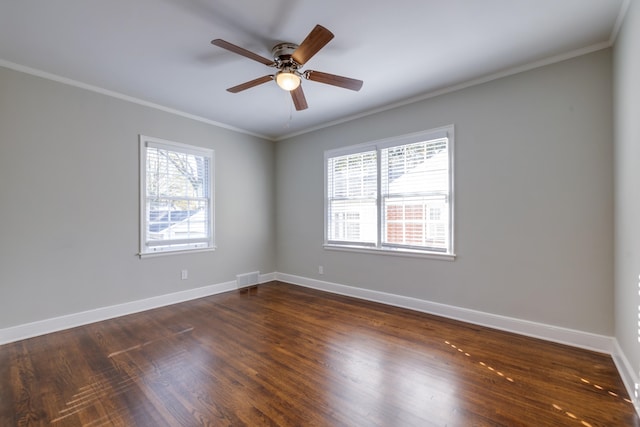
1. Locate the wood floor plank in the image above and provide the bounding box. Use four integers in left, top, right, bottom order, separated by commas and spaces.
0, 281, 637, 426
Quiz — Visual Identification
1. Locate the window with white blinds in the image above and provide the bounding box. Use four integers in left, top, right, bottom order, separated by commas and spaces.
381, 137, 450, 252
326, 150, 378, 245
139, 135, 214, 256
325, 126, 454, 257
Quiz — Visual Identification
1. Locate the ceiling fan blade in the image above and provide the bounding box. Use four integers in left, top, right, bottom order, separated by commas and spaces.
305, 70, 363, 91
291, 25, 334, 65
227, 75, 274, 93
290, 85, 308, 111
211, 39, 276, 66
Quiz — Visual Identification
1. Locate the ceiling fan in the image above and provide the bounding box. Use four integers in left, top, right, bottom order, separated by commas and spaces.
211, 25, 363, 111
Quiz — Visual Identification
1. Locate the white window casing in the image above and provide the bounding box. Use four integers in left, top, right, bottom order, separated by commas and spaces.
324, 126, 455, 260
139, 135, 215, 257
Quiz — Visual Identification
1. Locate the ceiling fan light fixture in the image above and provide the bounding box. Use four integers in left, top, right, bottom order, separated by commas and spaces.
276, 70, 301, 91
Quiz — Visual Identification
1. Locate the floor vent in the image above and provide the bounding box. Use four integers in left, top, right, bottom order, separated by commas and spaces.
236, 271, 260, 290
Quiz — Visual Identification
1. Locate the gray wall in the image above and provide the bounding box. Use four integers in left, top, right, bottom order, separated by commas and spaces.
614, 0, 640, 383
0, 67, 276, 328
0, 45, 617, 341
276, 49, 614, 335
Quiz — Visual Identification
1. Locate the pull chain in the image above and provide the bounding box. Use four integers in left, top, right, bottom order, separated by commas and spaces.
283, 91, 294, 129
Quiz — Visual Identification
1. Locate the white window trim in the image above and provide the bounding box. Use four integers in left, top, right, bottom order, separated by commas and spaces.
139, 135, 215, 258
324, 125, 455, 260
322, 243, 456, 261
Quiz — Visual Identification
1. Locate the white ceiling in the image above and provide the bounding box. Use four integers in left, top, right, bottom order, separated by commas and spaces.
0, 0, 625, 140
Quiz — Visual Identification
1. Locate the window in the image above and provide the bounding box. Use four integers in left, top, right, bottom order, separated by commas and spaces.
326, 150, 378, 245
139, 135, 214, 256
325, 126, 454, 258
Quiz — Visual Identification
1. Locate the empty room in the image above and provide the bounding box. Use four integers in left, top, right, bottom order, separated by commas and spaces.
1, 1, 639, 425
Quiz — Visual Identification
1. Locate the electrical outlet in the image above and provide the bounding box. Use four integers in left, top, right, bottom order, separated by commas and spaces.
181, 269, 188, 280
318, 265, 324, 275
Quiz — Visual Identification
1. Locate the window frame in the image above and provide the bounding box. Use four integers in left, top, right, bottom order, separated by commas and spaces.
325, 148, 379, 247
139, 135, 215, 258
324, 126, 455, 260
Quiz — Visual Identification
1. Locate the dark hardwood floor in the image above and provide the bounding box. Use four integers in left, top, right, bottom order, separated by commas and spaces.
0, 281, 637, 426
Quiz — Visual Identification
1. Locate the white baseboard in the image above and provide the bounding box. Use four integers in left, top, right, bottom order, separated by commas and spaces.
0, 273, 275, 345
613, 339, 640, 413
259, 272, 277, 283
275, 273, 615, 354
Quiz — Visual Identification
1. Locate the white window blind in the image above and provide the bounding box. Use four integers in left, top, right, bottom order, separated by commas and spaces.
381, 137, 449, 252
327, 150, 378, 245
139, 135, 214, 256
325, 126, 454, 257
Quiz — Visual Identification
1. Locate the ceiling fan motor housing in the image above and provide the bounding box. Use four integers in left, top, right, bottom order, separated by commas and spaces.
272, 42, 299, 65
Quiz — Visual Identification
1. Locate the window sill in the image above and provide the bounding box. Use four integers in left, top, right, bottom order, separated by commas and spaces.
323, 244, 456, 261
138, 246, 216, 259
